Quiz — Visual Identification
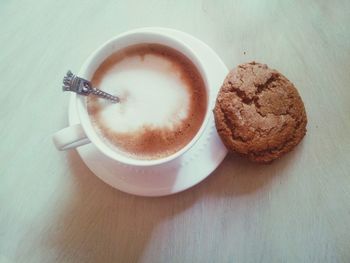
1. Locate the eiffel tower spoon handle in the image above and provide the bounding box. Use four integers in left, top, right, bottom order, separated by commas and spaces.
62, 70, 120, 103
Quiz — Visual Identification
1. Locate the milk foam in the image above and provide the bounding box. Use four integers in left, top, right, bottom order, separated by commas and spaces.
94, 54, 190, 133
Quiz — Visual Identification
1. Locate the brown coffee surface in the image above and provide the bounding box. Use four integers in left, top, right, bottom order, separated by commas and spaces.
87, 44, 207, 160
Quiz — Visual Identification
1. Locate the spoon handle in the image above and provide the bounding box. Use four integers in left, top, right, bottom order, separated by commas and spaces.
62, 70, 119, 103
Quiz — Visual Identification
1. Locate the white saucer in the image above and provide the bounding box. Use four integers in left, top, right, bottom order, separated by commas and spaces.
68, 27, 228, 196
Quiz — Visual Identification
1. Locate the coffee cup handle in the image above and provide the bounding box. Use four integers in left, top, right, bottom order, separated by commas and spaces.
52, 124, 91, 150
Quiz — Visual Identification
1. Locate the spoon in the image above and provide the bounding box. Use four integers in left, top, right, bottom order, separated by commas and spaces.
62, 70, 120, 103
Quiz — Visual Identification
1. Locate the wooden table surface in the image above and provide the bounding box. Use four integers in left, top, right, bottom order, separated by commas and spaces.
1, 1, 350, 262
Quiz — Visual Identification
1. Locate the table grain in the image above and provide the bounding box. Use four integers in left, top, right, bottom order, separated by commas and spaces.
1, 1, 350, 262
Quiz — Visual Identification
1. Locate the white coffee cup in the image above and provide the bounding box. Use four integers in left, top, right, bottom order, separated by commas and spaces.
52, 31, 211, 166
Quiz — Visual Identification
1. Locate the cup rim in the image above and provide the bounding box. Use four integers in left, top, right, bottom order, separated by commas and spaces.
76, 31, 211, 167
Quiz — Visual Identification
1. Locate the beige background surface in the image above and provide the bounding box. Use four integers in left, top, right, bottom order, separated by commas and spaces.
1, 0, 350, 262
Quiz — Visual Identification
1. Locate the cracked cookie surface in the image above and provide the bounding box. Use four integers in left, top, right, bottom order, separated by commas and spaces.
214, 62, 307, 163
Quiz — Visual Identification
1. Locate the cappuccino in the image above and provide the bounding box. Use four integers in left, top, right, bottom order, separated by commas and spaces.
87, 44, 207, 160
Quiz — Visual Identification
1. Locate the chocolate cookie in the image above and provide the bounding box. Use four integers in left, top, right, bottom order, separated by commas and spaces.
214, 62, 307, 163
